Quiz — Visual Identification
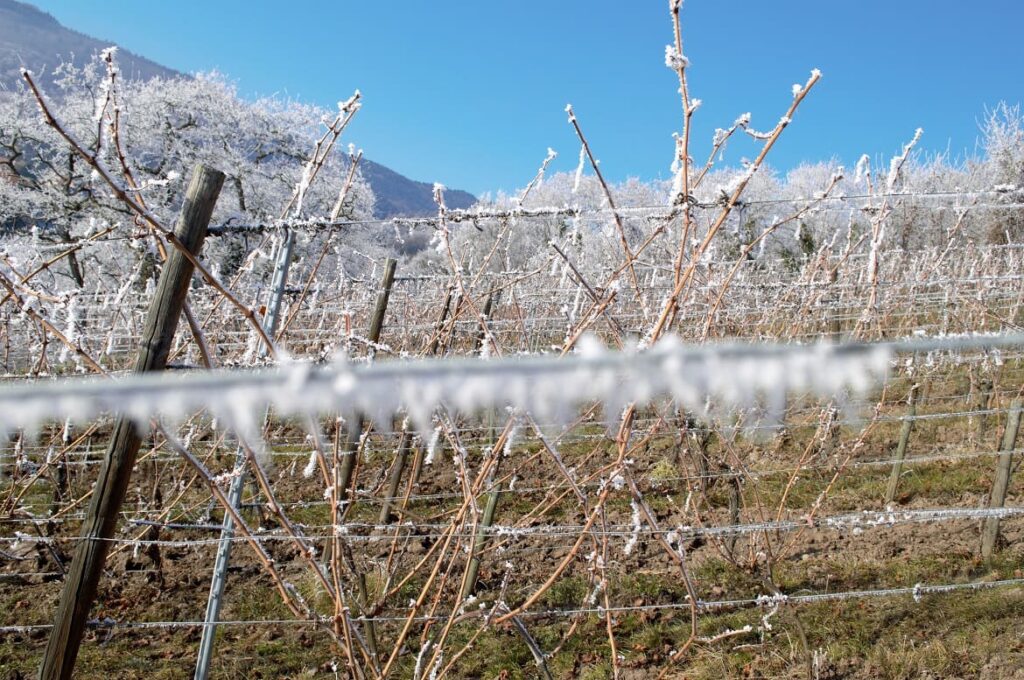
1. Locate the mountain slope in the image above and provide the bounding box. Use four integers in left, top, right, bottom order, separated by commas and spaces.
0, 0, 179, 89
360, 159, 475, 217
0, 0, 476, 217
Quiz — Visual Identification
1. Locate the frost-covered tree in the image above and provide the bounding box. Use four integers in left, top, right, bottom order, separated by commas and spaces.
441, 100, 1024, 282
0, 56, 378, 291
976, 102, 1024, 243
408, 171, 676, 281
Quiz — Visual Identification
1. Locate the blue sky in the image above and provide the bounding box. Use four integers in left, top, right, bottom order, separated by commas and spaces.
33, 1, 1024, 197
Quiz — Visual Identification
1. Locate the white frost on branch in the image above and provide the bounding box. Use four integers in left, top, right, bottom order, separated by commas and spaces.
670, 133, 688, 203
57, 294, 79, 365
886, 127, 924, 193
302, 449, 318, 478
93, 47, 118, 126
572, 145, 586, 194
339, 90, 361, 113
623, 499, 642, 556
664, 45, 689, 70
854, 154, 871, 185
424, 424, 442, 466
291, 158, 315, 218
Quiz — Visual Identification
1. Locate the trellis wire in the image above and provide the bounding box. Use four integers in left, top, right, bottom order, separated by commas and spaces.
2, 576, 1022, 635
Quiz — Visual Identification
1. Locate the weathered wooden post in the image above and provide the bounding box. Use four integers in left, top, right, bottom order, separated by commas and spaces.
972, 371, 993, 445
336, 258, 397, 503
827, 266, 842, 339
367, 257, 397, 350
427, 284, 454, 356
331, 258, 396, 667
475, 292, 495, 351
885, 384, 919, 505
461, 469, 501, 599
378, 429, 412, 525
725, 475, 741, 556
39, 165, 224, 680
981, 398, 1023, 559
461, 294, 501, 598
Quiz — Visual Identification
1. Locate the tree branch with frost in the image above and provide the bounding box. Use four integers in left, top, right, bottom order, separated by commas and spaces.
550, 241, 626, 349
653, 68, 823, 344
95, 50, 217, 369
599, 524, 620, 679
612, 465, 702, 673
283, 91, 361, 220
158, 424, 313, 619
0, 269, 104, 374
376, 440, 503, 678
516, 147, 558, 208
916, 202, 973, 283
20, 68, 280, 359
330, 146, 364, 221
775, 399, 886, 561
0, 226, 117, 310
420, 438, 507, 675
432, 184, 500, 358
565, 104, 647, 318
690, 113, 749, 191
666, 0, 700, 290
853, 128, 923, 338
700, 168, 844, 339
236, 435, 340, 600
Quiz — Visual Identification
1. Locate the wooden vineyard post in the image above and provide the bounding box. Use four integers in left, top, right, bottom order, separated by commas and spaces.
332, 257, 396, 666
461, 468, 501, 599
336, 257, 397, 503
475, 292, 495, 351
367, 257, 398, 349
972, 370, 993, 445
725, 476, 741, 557
461, 293, 501, 598
39, 165, 224, 680
828, 267, 842, 339
427, 284, 454, 356
981, 398, 1023, 559
378, 428, 412, 525
885, 384, 919, 505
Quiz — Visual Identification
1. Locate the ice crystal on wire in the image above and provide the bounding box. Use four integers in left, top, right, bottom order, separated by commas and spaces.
0, 335, 894, 448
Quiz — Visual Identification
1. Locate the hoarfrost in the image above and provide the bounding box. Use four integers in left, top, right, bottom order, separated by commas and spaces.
0, 336, 895, 444
623, 500, 642, 556
664, 45, 689, 70
572, 145, 586, 194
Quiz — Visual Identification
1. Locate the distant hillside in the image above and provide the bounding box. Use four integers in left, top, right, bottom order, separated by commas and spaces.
0, 0, 179, 90
0, 0, 476, 217
360, 159, 475, 218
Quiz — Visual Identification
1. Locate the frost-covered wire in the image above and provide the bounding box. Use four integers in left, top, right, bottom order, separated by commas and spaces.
6, 505, 1021, 547
0, 333, 908, 440
2, 576, 1022, 634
